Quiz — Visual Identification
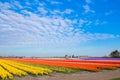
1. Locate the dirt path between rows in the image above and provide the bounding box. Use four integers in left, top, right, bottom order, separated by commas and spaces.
14, 69, 120, 80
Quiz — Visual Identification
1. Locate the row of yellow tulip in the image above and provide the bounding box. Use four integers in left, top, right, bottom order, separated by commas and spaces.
0, 66, 13, 80
0, 61, 27, 76
0, 59, 53, 80
1, 60, 52, 76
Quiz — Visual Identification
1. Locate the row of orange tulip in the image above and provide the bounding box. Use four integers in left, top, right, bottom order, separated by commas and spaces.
5, 58, 120, 71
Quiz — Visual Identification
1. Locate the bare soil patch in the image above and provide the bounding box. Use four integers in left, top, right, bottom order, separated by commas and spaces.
14, 69, 120, 80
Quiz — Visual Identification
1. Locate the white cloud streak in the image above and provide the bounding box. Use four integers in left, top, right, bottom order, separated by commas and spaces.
0, 2, 11, 9
51, 9, 73, 15
83, 5, 95, 13
50, 1, 62, 4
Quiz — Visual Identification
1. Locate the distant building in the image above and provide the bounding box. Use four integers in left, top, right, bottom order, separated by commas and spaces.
65, 55, 69, 60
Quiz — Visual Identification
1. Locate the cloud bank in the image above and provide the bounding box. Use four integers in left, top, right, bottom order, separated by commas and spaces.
0, 1, 118, 48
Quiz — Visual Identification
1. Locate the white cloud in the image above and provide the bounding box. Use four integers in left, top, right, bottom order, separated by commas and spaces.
95, 19, 100, 25
95, 19, 108, 25
83, 5, 95, 13
50, 1, 62, 4
13, 1, 23, 9
0, 1, 118, 47
0, 9, 77, 47
38, 7, 48, 15
52, 9, 73, 15
64, 9, 73, 14
85, 0, 91, 4
84, 33, 116, 41
52, 10, 61, 14
0, 2, 11, 10
79, 19, 87, 25
83, 0, 95, 13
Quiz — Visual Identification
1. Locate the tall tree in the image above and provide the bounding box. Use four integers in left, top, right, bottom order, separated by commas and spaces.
109, 50, 120, 58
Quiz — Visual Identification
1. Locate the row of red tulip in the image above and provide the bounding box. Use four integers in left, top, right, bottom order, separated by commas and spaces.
4, 58, 120, 71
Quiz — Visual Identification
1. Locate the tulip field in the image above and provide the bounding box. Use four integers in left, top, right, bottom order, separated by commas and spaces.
0, 59, 52, 80
0, 58, 120, 80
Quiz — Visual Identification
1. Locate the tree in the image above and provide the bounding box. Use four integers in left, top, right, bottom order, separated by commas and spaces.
72, 54, 75, 58
109, 50, 120, 58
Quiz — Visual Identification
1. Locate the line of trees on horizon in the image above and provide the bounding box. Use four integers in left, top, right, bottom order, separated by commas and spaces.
0, 50, 120, 58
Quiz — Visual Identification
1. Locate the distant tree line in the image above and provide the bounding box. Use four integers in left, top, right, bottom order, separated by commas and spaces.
109, 50, 120, 58
0, 50, 120, 58
0, 56, 25, 58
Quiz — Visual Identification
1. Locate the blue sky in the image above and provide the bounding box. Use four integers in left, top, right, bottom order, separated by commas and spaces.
0, 0, 120, 57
